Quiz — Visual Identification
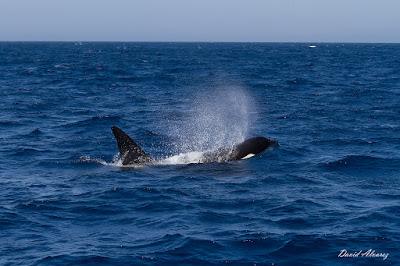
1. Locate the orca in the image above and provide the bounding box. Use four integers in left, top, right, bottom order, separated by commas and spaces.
111, 126, 153, 164
111, 126, 277, 165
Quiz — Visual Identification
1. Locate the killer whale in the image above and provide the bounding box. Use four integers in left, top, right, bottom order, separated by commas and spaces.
111, 126, 277, 165
111, 126, 153, 164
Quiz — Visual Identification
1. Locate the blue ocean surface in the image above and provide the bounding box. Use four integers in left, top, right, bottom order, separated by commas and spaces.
0, 42, 399, 265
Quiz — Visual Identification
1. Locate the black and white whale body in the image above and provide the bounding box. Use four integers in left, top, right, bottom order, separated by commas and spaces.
111, 126, 277, 165
111, 126, 153, 164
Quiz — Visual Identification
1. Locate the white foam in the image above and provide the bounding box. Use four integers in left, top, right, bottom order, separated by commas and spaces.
80, 155, 131, 167
81, 151, 214, 167
80, 156, 109, 165
157, 151, 205, 165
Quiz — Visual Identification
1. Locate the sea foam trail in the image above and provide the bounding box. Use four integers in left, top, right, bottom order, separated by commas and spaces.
81, 152, 216, 166
80, 155, 123, 167
157, 152, 205, 165
80, 155, 147, 168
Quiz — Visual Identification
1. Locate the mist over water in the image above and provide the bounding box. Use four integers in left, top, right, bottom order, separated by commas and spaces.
171, 86, 254, 154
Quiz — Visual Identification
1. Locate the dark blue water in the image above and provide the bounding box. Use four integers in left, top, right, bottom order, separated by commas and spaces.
0, 42, 399, 265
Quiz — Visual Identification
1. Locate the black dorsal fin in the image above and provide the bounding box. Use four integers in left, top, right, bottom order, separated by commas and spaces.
111, 126, 152, 165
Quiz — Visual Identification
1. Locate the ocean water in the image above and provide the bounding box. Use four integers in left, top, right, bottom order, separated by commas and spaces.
0, 42, 399, 265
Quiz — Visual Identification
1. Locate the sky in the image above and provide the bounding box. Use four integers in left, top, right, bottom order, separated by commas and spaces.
0, 0, 399, 42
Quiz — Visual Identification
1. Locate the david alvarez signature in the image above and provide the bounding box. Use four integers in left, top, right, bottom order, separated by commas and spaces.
338, 249, 389, 261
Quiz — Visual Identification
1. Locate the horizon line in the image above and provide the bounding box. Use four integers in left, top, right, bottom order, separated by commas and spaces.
0, 40, 400, 44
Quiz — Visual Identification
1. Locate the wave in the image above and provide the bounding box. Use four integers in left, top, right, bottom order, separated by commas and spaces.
16, 128, 44, 139
36, 255, 113, 266
322, 155, 400, 170
0, 210, 32, 229
11, 147, 47, 156
61, 115, 121, 128
286, 77, 310, 85
16, 199, 65, 212
267, 199, 324, 215
80, 152, 208, 167
79, 155, 126, 167
29, 128, 43, 136
0, 120, 22, 127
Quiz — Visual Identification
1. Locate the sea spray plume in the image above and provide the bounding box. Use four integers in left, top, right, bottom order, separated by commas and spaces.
104, 86, 271, 166
171, 86, 255, 154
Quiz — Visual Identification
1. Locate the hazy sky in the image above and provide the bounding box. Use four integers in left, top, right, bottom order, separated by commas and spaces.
0, 0, 399, 42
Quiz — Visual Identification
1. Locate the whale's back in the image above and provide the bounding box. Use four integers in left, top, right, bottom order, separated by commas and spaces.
111, 126, 152, 165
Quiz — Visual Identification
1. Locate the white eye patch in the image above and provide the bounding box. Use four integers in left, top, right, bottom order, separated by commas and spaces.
241, 153, 255, 160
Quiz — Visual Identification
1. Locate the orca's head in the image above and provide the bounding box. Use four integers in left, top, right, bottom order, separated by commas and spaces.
234, 136, 278, 159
